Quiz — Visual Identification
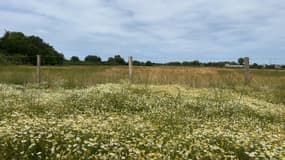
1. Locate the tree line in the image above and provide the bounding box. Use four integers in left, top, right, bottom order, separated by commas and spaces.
66, 56, 285, 69
0, 31, 284, 68
67, 55, 127, 65
67, 55, 155, 66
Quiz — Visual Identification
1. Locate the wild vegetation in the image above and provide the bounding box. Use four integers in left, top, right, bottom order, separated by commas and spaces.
0, 83, 284, 159
0, 33, 284, 158
0, 65, 284, 104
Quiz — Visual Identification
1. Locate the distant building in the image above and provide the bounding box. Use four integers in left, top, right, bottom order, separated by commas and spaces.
225, 64, 244, 68
275, 65, 281, 69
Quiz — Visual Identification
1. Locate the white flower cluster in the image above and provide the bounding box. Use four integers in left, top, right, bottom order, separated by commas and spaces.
0, 84, 284, 159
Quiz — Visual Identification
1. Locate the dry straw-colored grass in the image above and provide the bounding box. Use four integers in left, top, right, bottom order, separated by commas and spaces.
0, 65, 284, 88
1, 65, 283, 103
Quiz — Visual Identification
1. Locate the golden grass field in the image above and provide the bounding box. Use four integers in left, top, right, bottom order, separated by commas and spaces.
0, 65, 284, 104
0, 65, 284, 87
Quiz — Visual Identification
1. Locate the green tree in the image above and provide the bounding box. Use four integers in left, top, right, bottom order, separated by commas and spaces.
70, 56, 80, 63
0, 31, 64, 65
182, 60, 200, 66
84, 55, 102, 64
107, 55, 126, 65
238, 58, 244, 65
133, 60, 145, 66
0, 53, 7, 64
145, 61, 153, 66
167, 62, 181, 66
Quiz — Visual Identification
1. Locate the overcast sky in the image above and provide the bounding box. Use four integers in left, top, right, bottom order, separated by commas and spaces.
0, 0, 285, 64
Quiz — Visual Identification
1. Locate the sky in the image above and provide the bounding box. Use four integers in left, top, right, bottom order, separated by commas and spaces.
0, 0, 285, 64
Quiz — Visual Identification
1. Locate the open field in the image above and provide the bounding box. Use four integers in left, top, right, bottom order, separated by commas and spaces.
0, 65, 284, 104
0, 66, 284, 159
0, 66, 284, 87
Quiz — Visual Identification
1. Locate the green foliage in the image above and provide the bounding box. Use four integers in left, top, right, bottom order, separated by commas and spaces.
145, 61, 153, 66
0, 31, 64, 65
0, 53, 7, 64
167, 61, 181, 66
251, 63, 263, 69
182, 60, 201, 66
238, 58, 244, 65
70, 56, 80, 63
84, 55, 102, 64
107, 55, 126, 65
133, 60, 145, 66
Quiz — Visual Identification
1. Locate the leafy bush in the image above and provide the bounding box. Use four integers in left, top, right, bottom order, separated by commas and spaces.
0, 53, 7, 64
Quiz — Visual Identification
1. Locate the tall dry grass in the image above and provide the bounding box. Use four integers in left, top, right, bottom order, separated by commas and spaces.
0, 65, 284, 103
0, 65, 284, 88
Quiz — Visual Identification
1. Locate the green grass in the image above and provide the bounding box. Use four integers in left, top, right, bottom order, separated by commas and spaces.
0, 84, 284, 159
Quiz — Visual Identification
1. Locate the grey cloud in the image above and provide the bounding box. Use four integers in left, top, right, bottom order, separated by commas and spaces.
0, 0, 284, 63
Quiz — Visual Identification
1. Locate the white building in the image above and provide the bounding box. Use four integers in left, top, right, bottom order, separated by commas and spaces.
225, 64, 244, 68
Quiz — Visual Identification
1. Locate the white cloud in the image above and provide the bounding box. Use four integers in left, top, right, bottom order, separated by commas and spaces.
0, 0, 284, 63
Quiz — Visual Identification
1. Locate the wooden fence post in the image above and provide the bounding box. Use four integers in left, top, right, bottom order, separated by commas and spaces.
244, 57, 250, 85
128, 56, 133, 83
37, 55, 41, 84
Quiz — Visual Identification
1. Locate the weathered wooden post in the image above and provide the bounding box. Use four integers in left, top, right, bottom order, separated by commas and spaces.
128, 56, 133, 83
37, 55, 41, 84
244, 57, 251, 85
